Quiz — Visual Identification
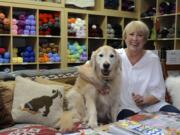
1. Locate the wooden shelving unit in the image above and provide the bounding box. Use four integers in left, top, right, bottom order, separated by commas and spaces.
0, 0, 138, 72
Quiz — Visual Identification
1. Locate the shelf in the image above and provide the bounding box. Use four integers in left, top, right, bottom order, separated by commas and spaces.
140, 0, 180, 67
0, 0, 138, 72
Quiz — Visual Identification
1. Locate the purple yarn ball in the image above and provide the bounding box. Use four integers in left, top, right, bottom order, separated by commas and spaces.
30, 26, 36, 30
25, 19, 31, 25
30, 30, 36, 35
25, 25, 31, 30
18, 29, 24, 34
28, 15, 35, 20
30, 20, 36, 26
24, 30, 29, 35
18, 20, 26, 27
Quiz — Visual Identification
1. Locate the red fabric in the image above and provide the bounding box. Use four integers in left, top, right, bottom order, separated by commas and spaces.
0, 125, 58, 135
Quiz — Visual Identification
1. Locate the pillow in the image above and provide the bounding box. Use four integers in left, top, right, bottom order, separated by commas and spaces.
0, 81, 15, 129
0, 81, 15, 111
0, 92, 14, 129
0, 124, 58, 134
166, 76, 180, 110
35, 77, 73, 92
12, 76, 64, 128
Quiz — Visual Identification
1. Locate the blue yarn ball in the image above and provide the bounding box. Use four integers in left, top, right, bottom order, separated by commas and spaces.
0, 58, 3, 63
26, 46, 33, 52
53, 53, 58, 57
23, 57, 29, 62
3, 59, 10, 63
28, 15, 35, 20
29, 57, 35, 62
25, 25, 31, 30
25, 19, 31, 25
23, 51, 30, 57
54, 56, 60, 62
48, 52, 53, 58
30, 51, 35, 57
50, 57, 54, 62
4, 52, 10, 59
30, 30, 36, 35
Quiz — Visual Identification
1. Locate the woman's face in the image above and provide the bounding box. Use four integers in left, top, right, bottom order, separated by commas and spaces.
125, 31, 146, 52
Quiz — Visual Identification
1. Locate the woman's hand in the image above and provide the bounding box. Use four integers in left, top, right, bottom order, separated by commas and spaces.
132, 93, 146, 107
132, 93, 159, 107
78, 63, 109, 94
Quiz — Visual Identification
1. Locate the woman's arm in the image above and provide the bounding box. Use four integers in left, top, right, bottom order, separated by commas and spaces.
132, 93, 159, 107
78, 63, 110, 94
78, 63, 102, 89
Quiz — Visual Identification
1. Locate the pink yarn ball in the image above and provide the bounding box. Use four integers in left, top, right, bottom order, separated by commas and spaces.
12, 30, 17, 35
12, 25, 18, 30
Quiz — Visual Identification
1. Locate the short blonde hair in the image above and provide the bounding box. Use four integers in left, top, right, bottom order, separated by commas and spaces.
123, 20, 149, 41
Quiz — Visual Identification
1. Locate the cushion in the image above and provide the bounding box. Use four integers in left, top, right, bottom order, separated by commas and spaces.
0, 124, 58, 135
166, 76, 180, 110
35, 77, 73, 92
0, 81, 15, 129
0, 81, 15, 112
11, 76, 64, 128
0, 93, 14, 129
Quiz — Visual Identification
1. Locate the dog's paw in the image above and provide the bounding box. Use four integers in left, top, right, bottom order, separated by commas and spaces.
87, 120, 98, 128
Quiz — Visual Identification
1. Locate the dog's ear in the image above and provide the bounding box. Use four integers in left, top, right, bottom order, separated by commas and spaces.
89, 50, 97, 70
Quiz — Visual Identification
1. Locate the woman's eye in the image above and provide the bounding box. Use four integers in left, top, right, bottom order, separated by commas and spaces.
99, 54, 103, 57
137, 34, 143, 37
110, 54, 114, 58
129, 33, 134, 36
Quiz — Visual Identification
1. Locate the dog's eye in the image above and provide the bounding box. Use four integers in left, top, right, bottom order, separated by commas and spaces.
110, 54, 114, 58
99, 54, 103, 57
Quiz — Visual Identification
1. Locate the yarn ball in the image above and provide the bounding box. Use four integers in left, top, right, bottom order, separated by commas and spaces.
3, 58, 9, 63
18, 29, 24, 34
26, 46, 33, 52
18, 20, 26, 27
30, 30, 36, 35
12, 25, 18, 30
0, 13, 5, 21
0, 48, 5, 54
4, 52, 10, 59
23, 57, 29, 62
12, 30, 17, 35
0, 58, 3, 63
12, 19, 18, 25
19, 14, 26, 20
24, 30, 29, 35
25, 19, 31, 25
29, 56, 35, 62
28, 15, 35, 20
3, 18, 10, 25
47, 52, 53, 58
54, 56, 60, 62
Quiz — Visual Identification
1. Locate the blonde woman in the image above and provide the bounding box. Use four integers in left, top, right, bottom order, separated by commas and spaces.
79, 21, 180, 120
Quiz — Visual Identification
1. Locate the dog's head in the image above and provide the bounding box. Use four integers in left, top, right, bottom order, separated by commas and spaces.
90, 45, 121, 79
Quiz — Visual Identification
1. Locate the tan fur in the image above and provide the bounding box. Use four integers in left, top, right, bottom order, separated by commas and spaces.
58, 45, 122, 131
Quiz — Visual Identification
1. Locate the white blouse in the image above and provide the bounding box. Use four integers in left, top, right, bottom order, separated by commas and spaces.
116, 48, 168, 113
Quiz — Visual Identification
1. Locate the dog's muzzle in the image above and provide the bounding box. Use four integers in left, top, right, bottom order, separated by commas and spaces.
101, 63, 111, 76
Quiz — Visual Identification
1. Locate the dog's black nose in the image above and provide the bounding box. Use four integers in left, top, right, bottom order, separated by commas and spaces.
103, 63, 110, 69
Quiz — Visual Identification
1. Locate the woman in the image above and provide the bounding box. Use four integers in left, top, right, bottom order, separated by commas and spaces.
79, 20, 180, 120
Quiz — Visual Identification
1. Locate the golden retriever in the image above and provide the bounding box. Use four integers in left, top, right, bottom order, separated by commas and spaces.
59, 45, 122, 131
